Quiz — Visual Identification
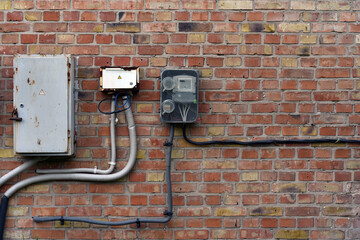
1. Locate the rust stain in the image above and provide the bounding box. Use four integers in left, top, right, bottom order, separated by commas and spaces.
34, 116, 39, 127
27, 78, 35, 85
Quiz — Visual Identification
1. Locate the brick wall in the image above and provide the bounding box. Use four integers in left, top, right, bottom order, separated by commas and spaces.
1, 0, 360, 239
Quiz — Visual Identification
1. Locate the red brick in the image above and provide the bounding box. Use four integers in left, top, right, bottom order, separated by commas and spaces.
70, 23, 103, 32
215, 69, 248, 78
7, 12, 23, 21
34, 23, 67, 32
229, 12, 246, 21
208, 33, 223, 43
99, 12, 116, 21
170, 34, 187, 43
248, 12, 264, 21
21, 34, 37, 44
96, 34, 112, 44
39, 34, 55, 44
68, 230, 101, 239
81, 11, 98, 21
138, 11, 153, 22
0, 23, 30, 32
280, 69, 314, 78
251, 69, 277, 78
43, 11, 60, 21
192, 12, 208, 21
204, 45, 237, 55
63, 11, 79, 21
32, 230, 65, 239
138, 46, 163, 55
165, 45, 199, 55
316, 69, 350, 78
2, 34, 18, 44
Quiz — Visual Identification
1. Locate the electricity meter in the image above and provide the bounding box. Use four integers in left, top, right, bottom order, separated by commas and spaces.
163, 77, 176, 91
160, 70, 199, 123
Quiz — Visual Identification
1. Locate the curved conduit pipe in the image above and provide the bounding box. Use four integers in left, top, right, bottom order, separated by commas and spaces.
0, 99, 137, 239
33, 124, 175, 227
0, 158, 46, 188
36, 98, 117, 175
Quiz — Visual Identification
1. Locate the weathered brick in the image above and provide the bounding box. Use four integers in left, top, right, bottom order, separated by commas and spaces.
273, 183, 306, 193
36, 0, 70, 9
34, 23, 67, 32
236, 183, 270, 193
107, 23, 140, 32
102, 46, 135, 55
311, 230, 344, 240
275, 230, 309, 239
250, 207, 282, 216
255, 0, 288, 9
214, 207, 246, 216
179, 22, 212, 32
0, 23, 30, 32
142, 23, 176, 32
278, 23, 310, 32
218, 0, 252, 9
318, 1, 350, 11
0, 0, 11, 9
322, 207, 356, 216
165, 45, 199, 55
242, 23, 275, 32
109, 0, 143, 9
145, 0, 179, 9
291, 1, 315, 10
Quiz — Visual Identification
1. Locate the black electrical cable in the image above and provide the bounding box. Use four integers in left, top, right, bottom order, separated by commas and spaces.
32, 124, 175, 227
183, 125, 360, 146
97, 95, 131, 115
0, 196, 9, 239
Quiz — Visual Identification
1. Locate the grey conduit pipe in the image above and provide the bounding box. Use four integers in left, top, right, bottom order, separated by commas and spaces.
33, 124, 175, 227
0, 158, 45, 188
0, 99, 136, 239
36, 98, 117, 175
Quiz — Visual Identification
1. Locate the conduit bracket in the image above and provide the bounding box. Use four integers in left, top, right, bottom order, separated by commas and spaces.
136, 218, 140, 228
163, 210, 173, 216
163, 141, 172, 147
60, 216, 64, 226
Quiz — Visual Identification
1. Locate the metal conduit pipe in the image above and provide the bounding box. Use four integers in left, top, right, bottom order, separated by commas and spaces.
0, 99, 136, 239
37, 98, 117, 175
33, 124, 175, 227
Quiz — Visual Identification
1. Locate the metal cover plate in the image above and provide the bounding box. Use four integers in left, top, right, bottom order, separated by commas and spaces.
13, 55, 70, 153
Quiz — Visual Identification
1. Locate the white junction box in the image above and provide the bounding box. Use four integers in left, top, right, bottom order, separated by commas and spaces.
13, 55, 75, 156
100, 67, 139, 92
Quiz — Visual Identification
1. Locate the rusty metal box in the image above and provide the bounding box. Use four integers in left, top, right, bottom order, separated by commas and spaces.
13, 55, 75, 156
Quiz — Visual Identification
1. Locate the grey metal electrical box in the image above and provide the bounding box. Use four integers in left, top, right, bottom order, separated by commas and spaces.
160, 69, 199, 123
12, 55, 75, 156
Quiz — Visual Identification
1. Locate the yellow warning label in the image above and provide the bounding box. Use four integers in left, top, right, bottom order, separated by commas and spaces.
117, 75, 122, 79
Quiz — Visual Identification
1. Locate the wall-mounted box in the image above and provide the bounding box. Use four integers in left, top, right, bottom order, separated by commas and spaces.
160, 69, 199, 123
100, 67, 139, 92
13, 55, 75, 156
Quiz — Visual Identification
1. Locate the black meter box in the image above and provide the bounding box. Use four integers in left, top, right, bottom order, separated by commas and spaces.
160, 69, 199, 123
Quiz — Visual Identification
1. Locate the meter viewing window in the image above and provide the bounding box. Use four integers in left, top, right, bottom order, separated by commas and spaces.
175, 76, 195, 93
